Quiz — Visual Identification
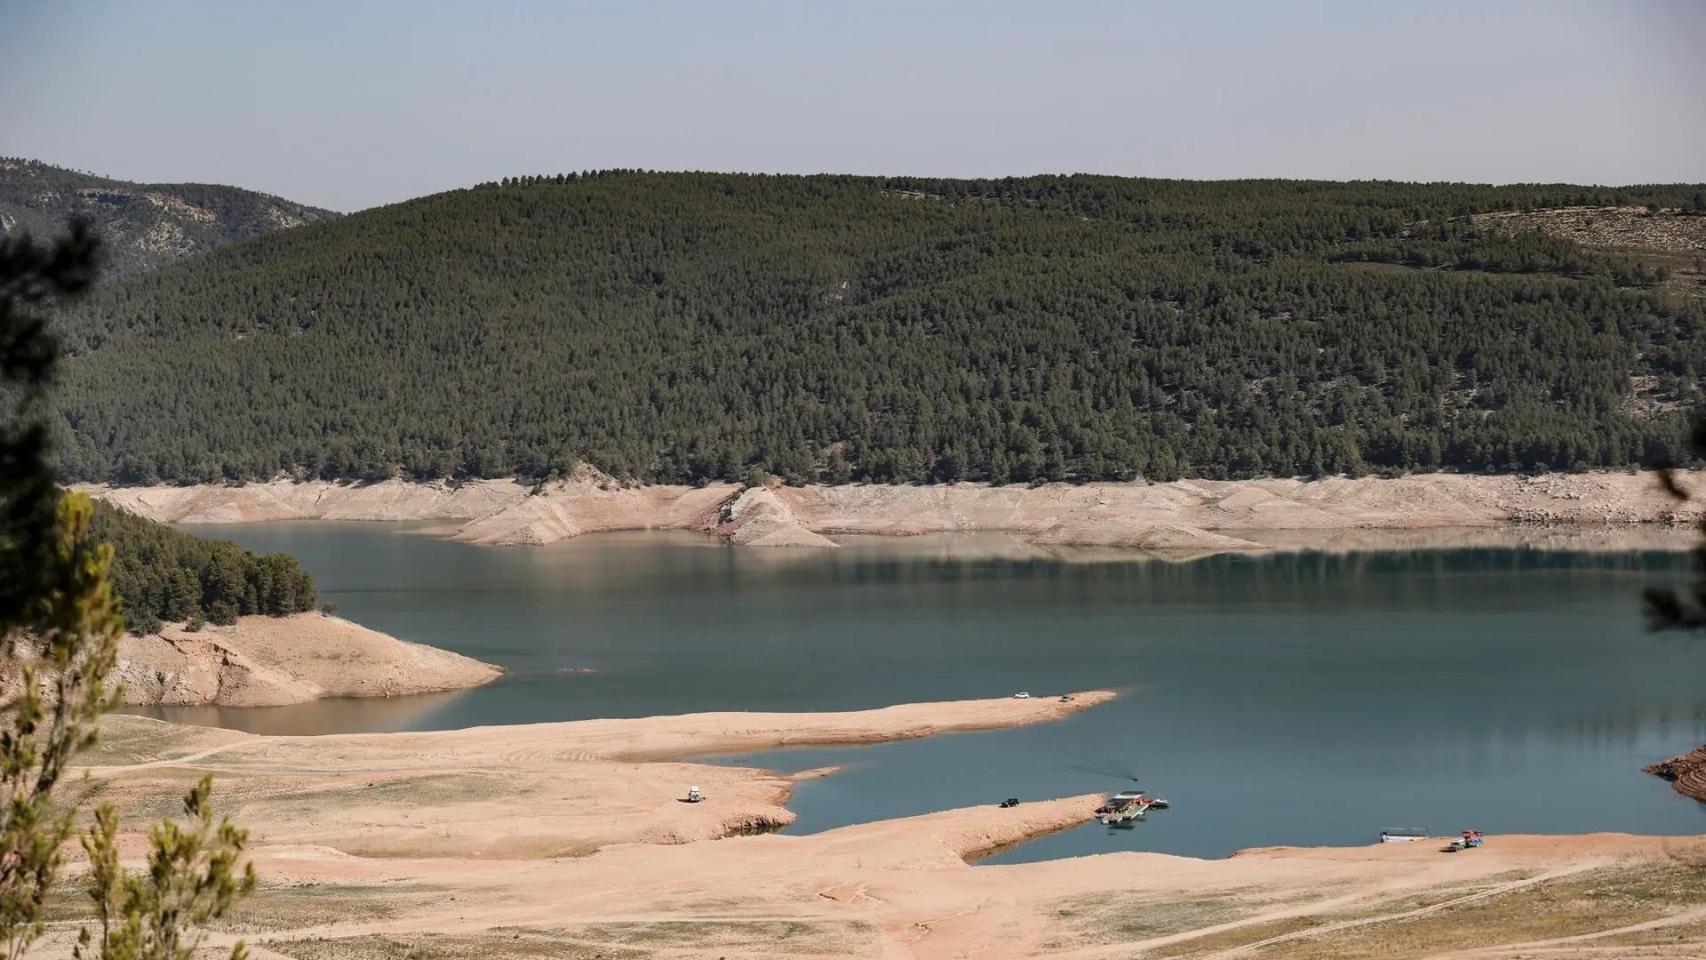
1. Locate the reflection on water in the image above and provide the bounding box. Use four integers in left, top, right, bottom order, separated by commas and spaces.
135, 523, 1706, 859
127, 687, 483, 736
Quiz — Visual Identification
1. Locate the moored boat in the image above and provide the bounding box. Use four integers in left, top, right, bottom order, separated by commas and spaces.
1094, 789, 1170, 824
1095, 790, 1169, 814
1379, 827, 1428, 843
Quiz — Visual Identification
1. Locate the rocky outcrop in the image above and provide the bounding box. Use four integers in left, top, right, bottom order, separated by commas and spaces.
715, 486, 838, 548
115, 614, 501, 707
1646, 745, 1706, 804
453, 475, 736, 546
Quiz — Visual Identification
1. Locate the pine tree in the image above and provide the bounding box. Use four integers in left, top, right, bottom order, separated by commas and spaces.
2, 222, 255, 960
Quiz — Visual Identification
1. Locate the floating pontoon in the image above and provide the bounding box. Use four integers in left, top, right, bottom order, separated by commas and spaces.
1094, 790, 1169, 825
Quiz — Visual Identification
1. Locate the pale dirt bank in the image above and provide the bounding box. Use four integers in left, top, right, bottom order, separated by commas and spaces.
79, 468, 1706, 551
115, 613, 501, 707
55, 692, 1706, 960
80, 691, 1115, 858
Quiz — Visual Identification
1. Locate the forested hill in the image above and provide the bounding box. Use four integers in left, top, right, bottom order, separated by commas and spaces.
0, 157, 337, 276
52, 172, 1706, 486
90, 499, 316, 634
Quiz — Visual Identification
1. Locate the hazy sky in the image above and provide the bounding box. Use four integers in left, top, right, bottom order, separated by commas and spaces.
3, 0, 1703, 212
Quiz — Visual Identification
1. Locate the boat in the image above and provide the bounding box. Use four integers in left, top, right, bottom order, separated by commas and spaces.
1098, 797, 1149, 824
1379, 827, 1428, 843
1095, 790, 1169, 814
1094, 790, 1169, 824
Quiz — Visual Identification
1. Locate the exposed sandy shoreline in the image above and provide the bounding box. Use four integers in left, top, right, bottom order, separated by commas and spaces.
82, 691, 1115, 857
115, 613, 501, 707
79, 468, 1706, 551
58, 692, 1706, 960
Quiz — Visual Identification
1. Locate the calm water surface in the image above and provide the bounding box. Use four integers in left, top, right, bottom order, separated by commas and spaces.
138, 523, 1706, 862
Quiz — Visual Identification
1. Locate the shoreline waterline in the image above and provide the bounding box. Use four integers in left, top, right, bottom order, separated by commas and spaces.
78, 468, 1706, 550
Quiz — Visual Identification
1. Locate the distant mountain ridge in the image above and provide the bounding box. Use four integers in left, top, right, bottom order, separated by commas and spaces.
0, 157, 337, 276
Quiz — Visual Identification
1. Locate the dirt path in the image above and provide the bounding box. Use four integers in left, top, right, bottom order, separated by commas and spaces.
1191, 864, 1596, 960
1431, 903, 1706, 959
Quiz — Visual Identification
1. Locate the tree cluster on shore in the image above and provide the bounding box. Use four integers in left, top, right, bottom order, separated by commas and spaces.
50, 172, 1706, 486
90, 499, 316, 634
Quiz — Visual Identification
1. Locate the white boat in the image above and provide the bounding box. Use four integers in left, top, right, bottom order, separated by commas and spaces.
1379, 827, 1427, 843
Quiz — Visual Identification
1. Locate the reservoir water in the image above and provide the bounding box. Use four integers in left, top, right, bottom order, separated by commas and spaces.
139, 523, 1706, 862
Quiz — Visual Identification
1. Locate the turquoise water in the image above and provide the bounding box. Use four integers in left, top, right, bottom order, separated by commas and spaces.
138, 523, 1706, 861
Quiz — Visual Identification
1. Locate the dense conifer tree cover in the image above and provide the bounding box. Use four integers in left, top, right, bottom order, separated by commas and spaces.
50, 172, 1706, 485
89, 501, 316, 634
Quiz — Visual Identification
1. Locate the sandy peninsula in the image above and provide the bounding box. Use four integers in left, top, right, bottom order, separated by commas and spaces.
80, 467, 1706, 551
50, 691, 1706, 960
114, 613, 501, 707
80, 691, 1115, 856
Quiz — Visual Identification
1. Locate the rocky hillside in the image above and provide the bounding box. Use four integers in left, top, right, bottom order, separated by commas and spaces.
1472, 205, 1706, 302
0, 157, 337, 276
